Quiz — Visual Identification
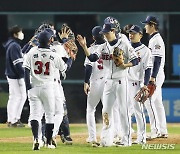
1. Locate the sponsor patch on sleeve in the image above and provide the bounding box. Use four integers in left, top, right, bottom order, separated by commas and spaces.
155, 44, 161, 49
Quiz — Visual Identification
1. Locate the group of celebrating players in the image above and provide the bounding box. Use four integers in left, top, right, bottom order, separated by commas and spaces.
77, 15, 167, 147
4, 15, 168, 150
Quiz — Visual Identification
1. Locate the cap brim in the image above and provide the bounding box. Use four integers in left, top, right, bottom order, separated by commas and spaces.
141, 21, 148, 24
99, 29, 110, 34
128, 30, 138, 33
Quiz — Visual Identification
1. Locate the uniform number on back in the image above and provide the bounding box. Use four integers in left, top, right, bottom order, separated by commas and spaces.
97, 59, 103, 70
34, 61, 50, 75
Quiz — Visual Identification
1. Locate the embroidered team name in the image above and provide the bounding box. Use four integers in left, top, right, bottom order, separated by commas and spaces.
101, 53, 113, 60
33, 54, 38, 58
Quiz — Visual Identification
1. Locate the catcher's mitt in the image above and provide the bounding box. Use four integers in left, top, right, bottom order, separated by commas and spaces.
112, 47, 124, 67
147, 81, 156, 97
63, 39, 78, 60
134, 87, 149, 104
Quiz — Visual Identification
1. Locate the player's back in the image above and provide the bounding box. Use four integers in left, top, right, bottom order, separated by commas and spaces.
25, 46, 66, 87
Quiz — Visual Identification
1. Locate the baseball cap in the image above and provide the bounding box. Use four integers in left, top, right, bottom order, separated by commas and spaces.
45, 28, 56, 37
99, 23, 115, 34
128, 25, 143, 34
38, 30, 52, 44
92, 26, 102, 37
141, 16, 159, 25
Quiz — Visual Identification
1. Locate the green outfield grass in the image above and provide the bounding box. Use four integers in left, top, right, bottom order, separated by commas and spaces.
0, 124, 179, 154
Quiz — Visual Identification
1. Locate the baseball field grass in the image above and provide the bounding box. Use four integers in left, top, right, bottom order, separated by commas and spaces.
0, 123, 179, 154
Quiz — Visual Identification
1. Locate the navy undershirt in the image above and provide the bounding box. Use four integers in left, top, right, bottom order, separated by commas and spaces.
152, 56, 161, 78
84, 65, 92, 83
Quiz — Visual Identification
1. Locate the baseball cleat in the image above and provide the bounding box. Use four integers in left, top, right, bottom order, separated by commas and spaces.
60, 135, 73, 145
45, 144, 56, 149
16, 120, 25, 127
64, 136, 73, 145
114, 142, 130, 147
113, 136, 121, 144
32, 139, 40, 150
146, 133, 161, 140
157, 134, 168, 138
91, 142, 100, 147
132, 140, 146, 145
51, 137, 57, 147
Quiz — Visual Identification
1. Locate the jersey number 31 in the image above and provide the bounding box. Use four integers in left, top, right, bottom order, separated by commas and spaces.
34, 61, 50, 75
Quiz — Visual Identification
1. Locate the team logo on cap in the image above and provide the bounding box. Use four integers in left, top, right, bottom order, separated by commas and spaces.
106, 17, 115, 24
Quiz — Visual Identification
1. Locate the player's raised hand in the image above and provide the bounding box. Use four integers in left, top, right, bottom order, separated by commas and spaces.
76, 35, 87, 48
84, 82, 90, 95
58, 26, 71, 40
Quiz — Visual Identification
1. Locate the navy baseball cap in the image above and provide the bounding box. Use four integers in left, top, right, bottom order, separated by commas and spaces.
128, 25, 143, 34
99, 23, 115, 34
38, 30, 52, 44
141, 16, 159, 25
45, 28, 56, 37
92, 26, 102, 37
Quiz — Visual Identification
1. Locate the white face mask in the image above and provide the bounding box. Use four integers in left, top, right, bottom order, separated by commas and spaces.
17, 31, 24, 40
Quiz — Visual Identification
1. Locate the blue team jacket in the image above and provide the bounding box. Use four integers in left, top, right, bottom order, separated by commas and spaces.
4, 38, 24, 79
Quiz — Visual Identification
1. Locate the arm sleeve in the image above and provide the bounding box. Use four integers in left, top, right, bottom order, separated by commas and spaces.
10, 44, 24, 78
22, 43, 33, 54
130, 58, 139, 66
55, 55, 67, 73
24, 68, 31, 90
87, 54, 99, 62
144, 68, 151, 85
66, 57, 73, 71
84, 64, 92, 83
152, 56, 161, 78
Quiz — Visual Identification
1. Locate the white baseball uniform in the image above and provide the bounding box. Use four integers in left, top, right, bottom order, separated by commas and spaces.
50, 41, 69, 138
144, 32, 167, 136
84, 43, 107, 143
128, 43, 153, 143
23, 46, 67, 124
113, 33, 130, 142
94, 38, 138, 146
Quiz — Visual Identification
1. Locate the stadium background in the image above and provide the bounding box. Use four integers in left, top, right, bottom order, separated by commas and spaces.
0, 0, 180, 123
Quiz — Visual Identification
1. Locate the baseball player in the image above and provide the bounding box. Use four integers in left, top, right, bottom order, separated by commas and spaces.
83, 26, 106, 146
141, 16, 168, 139
4, 25, 26, 127
127, 25, 153, 144
23, 23, 74, 147
77, 17, 139, 147
50, 24, 76, 146
23, 30, 67, 150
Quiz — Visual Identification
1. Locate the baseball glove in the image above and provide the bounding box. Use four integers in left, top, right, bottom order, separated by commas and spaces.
134, 87, 149, 104
112, 47, 124, 67
147, 81, 156, 97
63, 39, 78, 60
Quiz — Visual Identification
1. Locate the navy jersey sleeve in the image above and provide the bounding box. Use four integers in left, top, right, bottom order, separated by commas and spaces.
24, 68, 31, 90
22, 43, 33, 54
152, 56, 161, 78
10, 44, 24, 78
84, 64, 92, 83
87, 54, 99, 62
